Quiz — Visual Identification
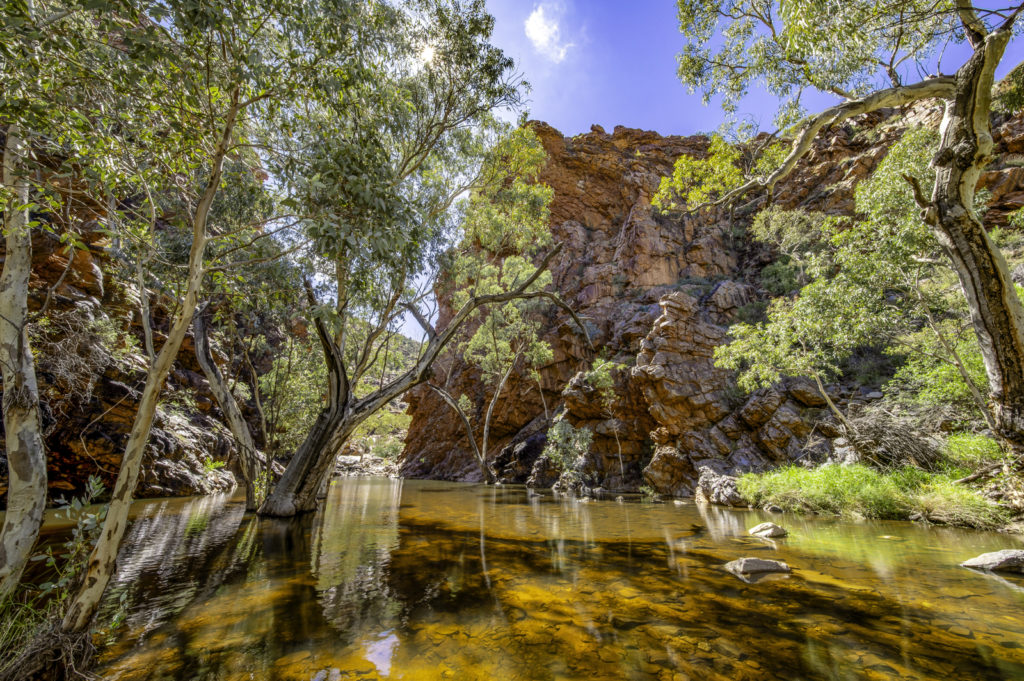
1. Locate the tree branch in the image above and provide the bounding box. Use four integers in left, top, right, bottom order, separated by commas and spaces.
690, 76, 957, 213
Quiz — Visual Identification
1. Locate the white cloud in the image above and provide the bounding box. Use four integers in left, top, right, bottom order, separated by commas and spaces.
524, 4, 573, 63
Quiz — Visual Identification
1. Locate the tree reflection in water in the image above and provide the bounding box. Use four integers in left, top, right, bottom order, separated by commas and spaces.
91, 477, 1024, 681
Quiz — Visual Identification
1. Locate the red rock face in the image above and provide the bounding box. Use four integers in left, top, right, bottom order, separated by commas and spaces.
401, 107, 1024, 493
1, 223, 237, 505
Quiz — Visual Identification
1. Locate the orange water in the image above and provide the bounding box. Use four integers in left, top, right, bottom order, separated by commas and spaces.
86, 477, 1024, 680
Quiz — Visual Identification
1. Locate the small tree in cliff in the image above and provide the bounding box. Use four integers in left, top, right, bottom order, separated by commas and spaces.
664, 0, 1024, 453
714, 127, 1002, 438
427, 180, 558, 483
582, 356, 629, 481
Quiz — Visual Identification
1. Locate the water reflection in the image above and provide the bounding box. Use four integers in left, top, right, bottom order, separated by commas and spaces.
91, 478, 1024, 681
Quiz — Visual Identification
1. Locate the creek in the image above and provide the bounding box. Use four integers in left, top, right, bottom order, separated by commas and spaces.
54, 476, 1024, 680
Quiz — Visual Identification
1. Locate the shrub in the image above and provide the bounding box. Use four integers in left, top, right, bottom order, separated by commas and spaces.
760, 259, 800, 295
202, 457, 226, 474
543, 420, 592, 472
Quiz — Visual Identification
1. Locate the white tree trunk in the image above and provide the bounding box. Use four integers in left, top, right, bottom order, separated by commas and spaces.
926, 24, 1024, 451
0, 125, 48, 600
61, 92, 240, 632
194, 304, 259, 510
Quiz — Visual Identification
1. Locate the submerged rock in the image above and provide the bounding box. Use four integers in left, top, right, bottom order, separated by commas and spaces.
961, 549, 1024, 573
724, 557, 791, 576
749, 522, 788, 538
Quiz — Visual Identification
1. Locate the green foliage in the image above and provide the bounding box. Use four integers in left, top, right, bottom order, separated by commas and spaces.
676, 1, 959, 126
259, 336, 327, 457
759, 260, 800, 295
737, 464, 1008, 529
0, 476, 108, 673
943, 433, 1004, 469
352, 405, 412, 460
583, 356, 626, 419
654, 132, 788, 211
543, 420, 593, 472
654, 134, 743, 210
432, 126, 556, 466
715, 127, 964, 397
888, 326, 989, 419
994, 61, 1024, 114
751, 206, 824, 256
202, 457, 226, 474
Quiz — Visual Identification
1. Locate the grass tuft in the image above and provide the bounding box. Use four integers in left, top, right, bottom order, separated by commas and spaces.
738, 463, 1009, 529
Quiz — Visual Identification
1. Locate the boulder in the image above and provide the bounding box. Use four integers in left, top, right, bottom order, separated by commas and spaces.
695, 467, 745, 507
643, 445, 696, 496
960, 549, 1024, 573
724, 557, 791, 576
749, 522, 788, 538
526, 455, 561, 489
786, 377, 827, 408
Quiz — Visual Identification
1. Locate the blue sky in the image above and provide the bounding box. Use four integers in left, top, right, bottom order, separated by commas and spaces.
485, 0, 1024, 137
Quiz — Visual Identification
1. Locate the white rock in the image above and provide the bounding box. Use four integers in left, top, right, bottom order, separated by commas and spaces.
749, 522, 788, 538
724, 557, 791, 575
961, 549, 1024, 573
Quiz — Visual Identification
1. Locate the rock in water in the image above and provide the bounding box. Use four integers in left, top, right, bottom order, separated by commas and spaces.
724, 557, 791, 576
695, 467, 745, 507
960, 550, 1024, 573
749, 522, 788, 538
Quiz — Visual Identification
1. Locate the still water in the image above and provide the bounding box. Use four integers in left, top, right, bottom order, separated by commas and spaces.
80, 477, 1024, 681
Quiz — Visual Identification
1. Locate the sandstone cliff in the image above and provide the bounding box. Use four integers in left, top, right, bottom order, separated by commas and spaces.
400, 105, 1024, 494
0, 221, 237, 505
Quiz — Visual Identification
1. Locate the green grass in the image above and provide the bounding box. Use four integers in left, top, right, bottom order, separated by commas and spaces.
943, 432, 1004, 469
738, 463, 1009, 530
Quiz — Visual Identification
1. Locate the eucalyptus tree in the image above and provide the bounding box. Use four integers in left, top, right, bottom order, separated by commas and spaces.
259, 121, 571, 516
0, 0, 148, 602
715, 128, 999, 432
663, 0, 1024, 451
256, 0, 575, 517
428, 171, 558, 483
54, 0, 387, 640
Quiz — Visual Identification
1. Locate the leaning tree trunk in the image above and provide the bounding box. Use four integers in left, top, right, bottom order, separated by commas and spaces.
0, 126, 47, 600
194, 303, 259, 511
259, 248, 584, 517
61, 91, 239, 633
925, 26, 1024, 452
258, 302, 355, 517
60, 225, 209, 634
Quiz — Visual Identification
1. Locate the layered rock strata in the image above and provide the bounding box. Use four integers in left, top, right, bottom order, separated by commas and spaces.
0, 222, 237, 504
401, 106, 1024, 495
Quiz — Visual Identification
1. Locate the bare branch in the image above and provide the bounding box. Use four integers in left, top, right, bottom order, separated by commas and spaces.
402, 302, 436, 340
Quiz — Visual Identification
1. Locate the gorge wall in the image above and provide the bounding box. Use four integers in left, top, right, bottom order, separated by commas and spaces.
0, 220, 238, 505
400, 105, 1024, 495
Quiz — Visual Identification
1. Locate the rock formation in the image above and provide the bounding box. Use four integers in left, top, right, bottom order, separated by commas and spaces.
0, 221, 237, 505
401, 105, 1024, 495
